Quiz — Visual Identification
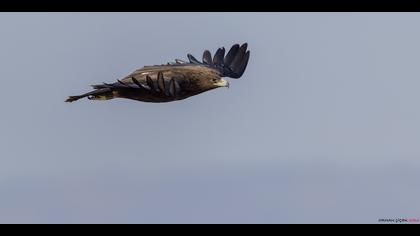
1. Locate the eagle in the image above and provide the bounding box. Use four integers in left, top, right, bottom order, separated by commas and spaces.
66, 43, 250, 103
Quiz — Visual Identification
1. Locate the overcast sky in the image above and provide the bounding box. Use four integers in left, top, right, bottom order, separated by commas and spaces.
0, 13, 419, 223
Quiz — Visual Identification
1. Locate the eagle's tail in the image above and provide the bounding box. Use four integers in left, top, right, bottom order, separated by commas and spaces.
65, 88, 114, 103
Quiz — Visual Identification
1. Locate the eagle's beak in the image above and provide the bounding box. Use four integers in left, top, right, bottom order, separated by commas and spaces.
218, 79, 229, 89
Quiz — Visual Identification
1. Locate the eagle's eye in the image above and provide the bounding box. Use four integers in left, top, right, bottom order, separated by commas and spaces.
212, 79, 218, 83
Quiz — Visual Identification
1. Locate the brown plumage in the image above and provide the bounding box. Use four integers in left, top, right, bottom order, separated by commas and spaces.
66, 43, 250, 103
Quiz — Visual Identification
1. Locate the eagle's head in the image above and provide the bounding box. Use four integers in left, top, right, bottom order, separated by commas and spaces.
188, 75, 230, 95
211, 77, 230, 89
199, 77, 230, 91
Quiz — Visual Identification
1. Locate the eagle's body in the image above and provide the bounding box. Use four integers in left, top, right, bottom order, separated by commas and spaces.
115, 64, 222, 103
66, 43, 250, 103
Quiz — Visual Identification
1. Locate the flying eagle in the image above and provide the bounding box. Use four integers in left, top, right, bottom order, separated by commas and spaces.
66, 43, 250, 103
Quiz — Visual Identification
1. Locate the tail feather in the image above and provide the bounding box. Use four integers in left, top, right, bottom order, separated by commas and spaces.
65, 95, 85, 103
65, 88, 113, 103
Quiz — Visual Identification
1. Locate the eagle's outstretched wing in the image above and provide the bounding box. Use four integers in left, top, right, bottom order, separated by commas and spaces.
185, 43, 250, 79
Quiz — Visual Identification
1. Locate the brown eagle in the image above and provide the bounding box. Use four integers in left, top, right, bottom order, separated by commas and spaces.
66, 43, 250, 103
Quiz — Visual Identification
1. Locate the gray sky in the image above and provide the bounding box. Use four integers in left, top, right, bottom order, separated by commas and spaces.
0, 13, 419, 224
